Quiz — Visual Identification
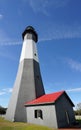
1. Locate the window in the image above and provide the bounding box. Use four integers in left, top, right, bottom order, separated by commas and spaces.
36, 75, 40, 79
34, 53, 36, 56
65, 111, 70, 124
34, 109, 43, 119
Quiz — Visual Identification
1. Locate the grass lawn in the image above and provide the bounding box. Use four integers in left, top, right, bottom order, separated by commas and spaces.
0, 117, 56, 130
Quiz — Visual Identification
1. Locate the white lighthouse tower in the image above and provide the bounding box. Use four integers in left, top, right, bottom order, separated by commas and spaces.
5, 26, 45, 122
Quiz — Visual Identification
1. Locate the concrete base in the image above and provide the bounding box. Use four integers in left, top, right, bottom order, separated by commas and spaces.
5, 59, 45, 122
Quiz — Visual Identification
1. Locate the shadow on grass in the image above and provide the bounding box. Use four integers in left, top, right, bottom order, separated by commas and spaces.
59, 120, 81, 129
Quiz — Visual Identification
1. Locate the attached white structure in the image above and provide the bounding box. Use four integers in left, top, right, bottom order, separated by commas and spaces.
25, 91, 75, 128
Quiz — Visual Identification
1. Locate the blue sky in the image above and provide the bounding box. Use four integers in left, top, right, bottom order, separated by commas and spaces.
0, 0, 81, 108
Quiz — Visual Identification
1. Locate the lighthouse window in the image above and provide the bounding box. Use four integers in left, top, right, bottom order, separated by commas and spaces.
36, 75, 40, 79
34, 109, 43, 119
34, 53, 36, 56
27, 34, 32, 39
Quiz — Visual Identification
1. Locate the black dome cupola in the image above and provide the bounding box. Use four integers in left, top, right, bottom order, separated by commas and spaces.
22, 26, 38, 43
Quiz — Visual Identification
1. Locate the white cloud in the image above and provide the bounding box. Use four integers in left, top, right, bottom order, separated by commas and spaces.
0, 29, 21, 46
8, 88, 13, 93
0, 14, 3, 20
0, 49, 17, 61
0, 91, 6, 96
66, 58, 81, 72
39, 24, 81, 42
0, 41, 21, 46
0, 25, 80, 45
0, 88, 13, 96
0, 30, 21, 60
26, 0, 69, 15
0, 29, 10, 42
66, 87, 81, 92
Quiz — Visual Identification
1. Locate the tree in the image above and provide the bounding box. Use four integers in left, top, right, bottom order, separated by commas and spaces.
77, 103, 81, 111
75, 103, 81, 115
0, 106, 7, 115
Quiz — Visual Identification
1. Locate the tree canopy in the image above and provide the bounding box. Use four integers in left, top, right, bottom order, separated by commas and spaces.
75, 103, 81, 115
0, 106, 7, 115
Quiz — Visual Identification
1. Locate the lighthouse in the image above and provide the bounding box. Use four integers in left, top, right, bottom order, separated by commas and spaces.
5, 26, 45, 122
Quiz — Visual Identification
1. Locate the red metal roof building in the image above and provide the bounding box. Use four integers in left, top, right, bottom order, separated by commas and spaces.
25, 90, 75, 128
25, 91, 74, 106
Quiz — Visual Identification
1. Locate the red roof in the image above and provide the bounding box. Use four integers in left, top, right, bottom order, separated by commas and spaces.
25, 91, 65, 105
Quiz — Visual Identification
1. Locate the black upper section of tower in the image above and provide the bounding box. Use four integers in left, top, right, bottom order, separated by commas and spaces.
22, 26, 38, 43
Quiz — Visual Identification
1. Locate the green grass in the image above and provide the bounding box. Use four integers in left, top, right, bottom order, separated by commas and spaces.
0, 117, 56, 130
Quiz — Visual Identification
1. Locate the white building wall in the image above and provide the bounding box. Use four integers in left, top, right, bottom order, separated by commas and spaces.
20, 39, 38, 62
26, 105, 58, 128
